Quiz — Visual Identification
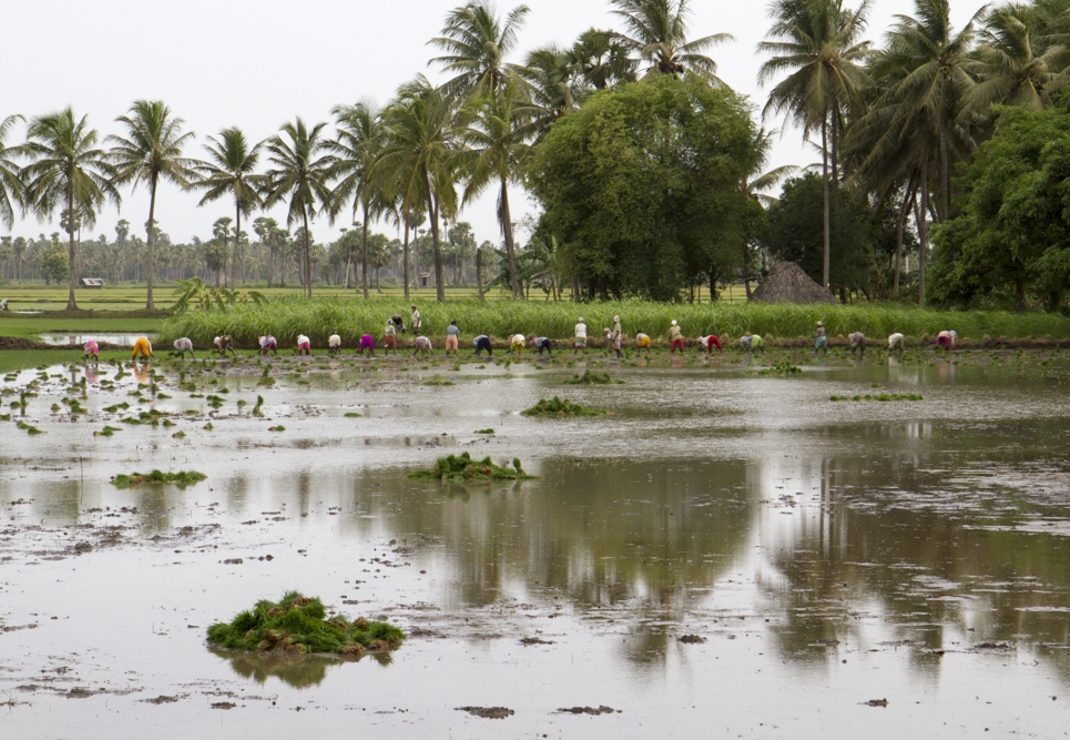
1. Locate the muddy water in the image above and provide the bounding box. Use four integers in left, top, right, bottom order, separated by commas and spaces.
1, 352, 1069, 738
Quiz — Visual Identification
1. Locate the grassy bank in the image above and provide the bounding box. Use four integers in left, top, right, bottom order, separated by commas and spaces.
157, 298, 1070, 347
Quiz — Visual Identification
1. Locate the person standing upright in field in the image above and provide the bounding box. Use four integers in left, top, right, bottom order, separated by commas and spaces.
815, 322, 828, 353
411, 305, 422, 336
384, 320, 398, 355
669, 320, 684, 353
611, 316, 624, 359
574, 317, 587, 354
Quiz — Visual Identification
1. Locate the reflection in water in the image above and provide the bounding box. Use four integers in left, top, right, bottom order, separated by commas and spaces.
209, 646, 390, 688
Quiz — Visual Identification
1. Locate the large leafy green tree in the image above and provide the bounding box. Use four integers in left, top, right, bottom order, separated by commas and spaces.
758, 0, 872, 290
376, 77, 466, 302
0, 114, 25, 230
109, 100, 197, 309
263, 118, 335, 298
22, 108, 120, 310
429, 0, 530, 101
610, 0, 733, 81
196, 128, 266, 290
931, 105, 1070, 311
528, 76, 762, 301
328, 102, 388, 299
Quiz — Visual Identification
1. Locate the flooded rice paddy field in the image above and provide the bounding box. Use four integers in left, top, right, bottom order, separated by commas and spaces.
2, 349, 1070, 739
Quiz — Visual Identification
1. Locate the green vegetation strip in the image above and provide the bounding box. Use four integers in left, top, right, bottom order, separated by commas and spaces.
206, 592, 404, 656
564, 369, 623, 385
522, 396, 606, 417
829, 393, 924, 402
111, 470, 207, 488
157, 298, 1070, 347
408, 452, 536, 481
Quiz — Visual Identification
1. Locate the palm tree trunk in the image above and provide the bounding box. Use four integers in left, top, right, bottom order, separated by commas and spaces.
231, 201, 241, 292
423, 168, 446, 302
938, 130, 949, 223
67, 187, 78, 311
893, 177, 915, 297
830, 110, 840, 258
476, 246, 484, 300
146, 177, 158, 310
499, 176, 521, 298
821, 117, 831, 290
362, 204, 370, 300
403, 220, 410, 299
302, 210, 313, 298
918, 159, 929, 308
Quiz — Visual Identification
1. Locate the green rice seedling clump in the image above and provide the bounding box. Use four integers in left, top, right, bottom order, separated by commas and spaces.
206, 591, 405, 655
756, 361, 802, 375
111, 470, 207, 488
829, 393, 924, 402
563, 369, 623, 385
522, 396, 606, 417
16, 421, 43, 435
408, 452, 536, 481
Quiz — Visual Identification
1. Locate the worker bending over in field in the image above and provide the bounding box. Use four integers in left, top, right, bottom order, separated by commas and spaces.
83, 340, 99, 363
473, 334, 493, 356
328, 334, 342, 354
214, 335, 236, 356
258, 336, 278, 355
635, 330, 652, 354
445, 321, 460, 356
849, 331, 866, 358
699, 334, 723, 353
887, 333, 905, 354
132, 336, 153, 360
510, 333, 527, 354
935, 330, 957, 350
359, 334, 375, 356
173, 337, 196, 359
413, 335, 433, 357
528, 335, 553, 355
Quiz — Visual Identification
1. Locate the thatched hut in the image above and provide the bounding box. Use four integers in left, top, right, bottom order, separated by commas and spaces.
750, 262, 837, 305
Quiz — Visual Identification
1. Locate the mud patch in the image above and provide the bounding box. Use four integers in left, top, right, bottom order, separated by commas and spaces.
457, 706, 514, 719
144, 695, 181, 704
558, 705, 618, 715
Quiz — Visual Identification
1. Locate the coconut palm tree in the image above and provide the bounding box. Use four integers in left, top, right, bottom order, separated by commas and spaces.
968, 4, 1067, 112
429, 0, 530, 101
516, 45, 577, 140
108, 100, 197, 309
22, 108, 120, 310
610, 0, 733, 81
568, 28, 639, 92
196, 128, 267, 290
463, 80, 529, 298
328, 102, 389, 299
375, 77, 466, 302
758, 0, 872, 290
262, 118, 335, 298
0, 114, 25, 230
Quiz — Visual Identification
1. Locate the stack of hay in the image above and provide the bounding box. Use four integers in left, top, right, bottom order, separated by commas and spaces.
750, 262, 838, 305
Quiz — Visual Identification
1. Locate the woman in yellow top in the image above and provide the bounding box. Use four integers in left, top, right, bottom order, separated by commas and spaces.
636, 330, 652, 353
131, 336, 153, 359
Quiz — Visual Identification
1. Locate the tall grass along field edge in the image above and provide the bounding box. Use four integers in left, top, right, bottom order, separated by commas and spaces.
157, 297, 1070, 348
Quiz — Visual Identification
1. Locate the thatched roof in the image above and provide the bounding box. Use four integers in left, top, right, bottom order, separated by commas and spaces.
750, 262, 838, 305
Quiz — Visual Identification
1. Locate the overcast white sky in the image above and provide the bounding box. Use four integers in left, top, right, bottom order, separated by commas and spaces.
4, 0, 989, 248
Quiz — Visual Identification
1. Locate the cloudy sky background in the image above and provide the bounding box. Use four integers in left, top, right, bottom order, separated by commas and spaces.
5, 0, 989, 249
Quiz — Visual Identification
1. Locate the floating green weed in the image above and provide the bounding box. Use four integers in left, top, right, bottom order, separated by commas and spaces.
408, 452, 536, 481
94, 426, 122, 437
829, 393, 924, 402
268, 425, 286, 432
111, 470, 206, 488
474, 428, 495, 434
206, 591, 404, 656
757, 361, 801, 375
522, 396, 606, 417
344, 412, 362, 418
16, 421, 43, 435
